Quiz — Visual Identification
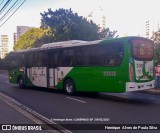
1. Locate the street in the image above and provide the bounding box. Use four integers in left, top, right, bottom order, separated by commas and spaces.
0, 73, 160, 133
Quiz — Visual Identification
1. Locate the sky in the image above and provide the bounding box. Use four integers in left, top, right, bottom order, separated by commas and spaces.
0, 0, 160, 51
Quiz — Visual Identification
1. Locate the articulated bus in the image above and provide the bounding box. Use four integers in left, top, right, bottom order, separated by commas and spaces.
8, 36, 154, 95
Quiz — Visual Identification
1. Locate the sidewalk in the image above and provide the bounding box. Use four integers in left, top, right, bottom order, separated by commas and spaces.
0, 92, 58, 133
0, 97, 35, 125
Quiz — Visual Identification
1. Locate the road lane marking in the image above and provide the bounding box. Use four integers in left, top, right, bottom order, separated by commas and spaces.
66, 97, 86, 103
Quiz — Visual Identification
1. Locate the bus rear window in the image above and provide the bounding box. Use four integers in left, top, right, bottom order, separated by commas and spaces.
131, 39, 153, 60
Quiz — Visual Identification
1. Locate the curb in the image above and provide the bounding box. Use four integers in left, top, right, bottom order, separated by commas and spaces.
139, 89, 160, 95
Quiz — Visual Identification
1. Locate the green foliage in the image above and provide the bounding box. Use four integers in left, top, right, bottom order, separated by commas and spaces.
14, 28, 53, 50
41, 8, 118, 41
14, 8, 118, 50
151, 29, 160, 64
99, 28, 118, 39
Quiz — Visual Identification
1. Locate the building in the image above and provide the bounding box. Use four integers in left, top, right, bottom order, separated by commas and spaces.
0, 35, 9, 59
14, 26, 33, 45
144, 19, 160, 39
146, 21, 150, 39
17, 26, 33, 39
13, 33, 17, 45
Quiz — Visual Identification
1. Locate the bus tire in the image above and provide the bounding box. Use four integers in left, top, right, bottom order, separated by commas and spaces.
18, 77, 25, 89
64, 79, 76, 95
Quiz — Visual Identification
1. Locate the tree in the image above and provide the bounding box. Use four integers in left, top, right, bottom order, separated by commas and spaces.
14, 8, 118, 51
40, 8, 118, 41
99, 28, 118, 39
14, 28, 53, 50
151, 29, 160, 64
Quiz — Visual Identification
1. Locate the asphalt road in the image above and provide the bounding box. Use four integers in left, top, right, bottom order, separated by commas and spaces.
1, 73, 160, 133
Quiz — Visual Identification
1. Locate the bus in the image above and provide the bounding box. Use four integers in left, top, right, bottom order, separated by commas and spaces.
7, 36, 155, 95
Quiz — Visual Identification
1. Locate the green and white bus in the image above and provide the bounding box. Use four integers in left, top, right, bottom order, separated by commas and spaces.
8, 36, 155, 95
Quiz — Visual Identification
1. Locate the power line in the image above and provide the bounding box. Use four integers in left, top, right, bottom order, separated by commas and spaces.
0, 0, 4, 6
0, 0, 5, 6
0, 0, 20, 22
0, 0, 26, 28
0, 0, 12, 15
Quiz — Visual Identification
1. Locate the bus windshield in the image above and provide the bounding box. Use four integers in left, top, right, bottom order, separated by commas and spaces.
131, 39, 153, 61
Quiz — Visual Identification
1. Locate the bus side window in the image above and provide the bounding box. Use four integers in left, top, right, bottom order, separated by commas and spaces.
74, 47, 83, 66
108, 43, 123, 66
27, 53, 33, 68
37, 52, 47, 67
61, 49, 75, 67
49, 51, 59, 68
94, 45, 109, 66
83, 49, 90, 66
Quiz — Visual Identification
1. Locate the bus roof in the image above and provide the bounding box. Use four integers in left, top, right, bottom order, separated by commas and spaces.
41, 40, 102, 49
12, 36, 151, 53
14, 39, 102, 53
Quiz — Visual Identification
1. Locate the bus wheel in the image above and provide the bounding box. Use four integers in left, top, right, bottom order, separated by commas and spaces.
64, 79, 76, 95
18, 77, 25, 88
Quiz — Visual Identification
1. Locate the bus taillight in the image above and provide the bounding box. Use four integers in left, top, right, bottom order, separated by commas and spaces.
129, 64, 134, 82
